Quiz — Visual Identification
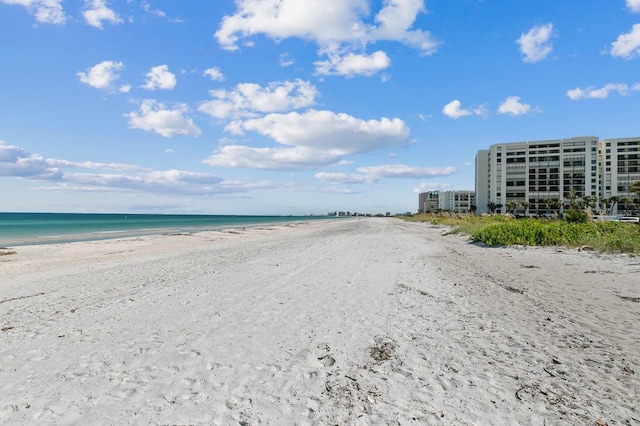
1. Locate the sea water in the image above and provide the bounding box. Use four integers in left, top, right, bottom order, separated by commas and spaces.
0, 212, 335, 246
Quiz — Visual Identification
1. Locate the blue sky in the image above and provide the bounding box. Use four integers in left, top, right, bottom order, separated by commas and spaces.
1, 0, 640, 215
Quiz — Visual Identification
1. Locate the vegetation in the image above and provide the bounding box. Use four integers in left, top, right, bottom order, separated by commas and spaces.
631, 180, 640, 200
401, 213, 640, 254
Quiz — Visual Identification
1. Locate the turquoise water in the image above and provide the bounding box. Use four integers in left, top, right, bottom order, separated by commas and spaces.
0, 212, 335, 246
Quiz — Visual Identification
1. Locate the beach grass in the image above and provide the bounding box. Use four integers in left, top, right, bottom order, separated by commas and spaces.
401, 214, 640, 254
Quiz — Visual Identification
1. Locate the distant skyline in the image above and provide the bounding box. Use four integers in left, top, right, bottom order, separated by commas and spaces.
2, 1, 640, 215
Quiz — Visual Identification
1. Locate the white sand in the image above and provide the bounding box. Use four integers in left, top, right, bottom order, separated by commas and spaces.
1, 218, 638, 425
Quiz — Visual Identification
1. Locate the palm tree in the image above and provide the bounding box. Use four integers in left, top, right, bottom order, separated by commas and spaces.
619, 196, 634, 215
487, 202, 498, 214
521, 201, 530, 216
546, 198, 561, 211
566, 189, 579, 209
506, 200, 518, 214
630, 180, 640, 203
582, 195, 598, 212
609, 196, 621, 214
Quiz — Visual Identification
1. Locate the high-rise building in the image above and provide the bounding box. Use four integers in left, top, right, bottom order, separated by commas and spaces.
475, 136, 640, 215
601, 137, 640, 214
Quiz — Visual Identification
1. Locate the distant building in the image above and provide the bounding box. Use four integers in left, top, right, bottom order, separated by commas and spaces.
418, 191, 440, 213
418, 190, 475, 213
440, 190, 475, 213
475, 136, 640, 215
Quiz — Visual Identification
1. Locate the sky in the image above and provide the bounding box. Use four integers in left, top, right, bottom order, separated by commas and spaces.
1, 1, 640, 215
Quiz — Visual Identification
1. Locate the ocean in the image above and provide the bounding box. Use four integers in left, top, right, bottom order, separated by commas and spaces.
0, 212, 337, 246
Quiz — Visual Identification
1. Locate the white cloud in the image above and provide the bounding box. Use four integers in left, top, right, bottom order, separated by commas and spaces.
627, 0, 640, 12
368, 0, 438, 54
215, 0, 370, 49
412, 181, 452, 193
46, 158, 139, 171
0, 140, 62, 179
0, 141, 263, 197
473, 104, 490, 118
497, 96, 535, 116
517, 23, 553, 63
199, 79, 318, 119
279, 53, 295, 67
138, 3, 183, 24
1, 0, 65, 24
203, 67, 224, 82
204, 145, 342, 170
226, 110, 409, 154
611, 24, 640, 59
83, 0, 122, 29
215, 0, 438, 77
142, 65, 177, 90
315, 164, 456, 184
62, 170, 224, 196
356, 164, 456, 179
442, 100, 488, 119
566, 83, 634, 100
0, 140, 137, 179
126, 100, 202, 138
77, 60, 124, 90
141, 1, 165, 18
314, 172, 377, 184
315, 51, 391, 77
443, 100, 471, 119
206, 110, 409, 170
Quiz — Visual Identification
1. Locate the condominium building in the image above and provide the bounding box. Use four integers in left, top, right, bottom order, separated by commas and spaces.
475, 136, 640, 215
418, 191, 440, 213
602, 137, 640, 214
418, 190, 476, 213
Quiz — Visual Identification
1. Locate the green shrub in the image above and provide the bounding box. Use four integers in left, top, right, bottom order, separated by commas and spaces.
564, 208, 589, 223
400, 214, 640, 253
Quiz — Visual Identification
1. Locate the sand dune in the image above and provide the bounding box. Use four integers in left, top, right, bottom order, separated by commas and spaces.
1, 218, 638, 425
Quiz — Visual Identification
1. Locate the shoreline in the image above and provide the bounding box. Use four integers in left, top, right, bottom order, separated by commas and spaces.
1, 218, 638, 424
0, 214, 344, 247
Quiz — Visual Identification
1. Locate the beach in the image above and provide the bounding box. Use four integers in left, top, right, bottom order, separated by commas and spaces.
1, 218, 638, 425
